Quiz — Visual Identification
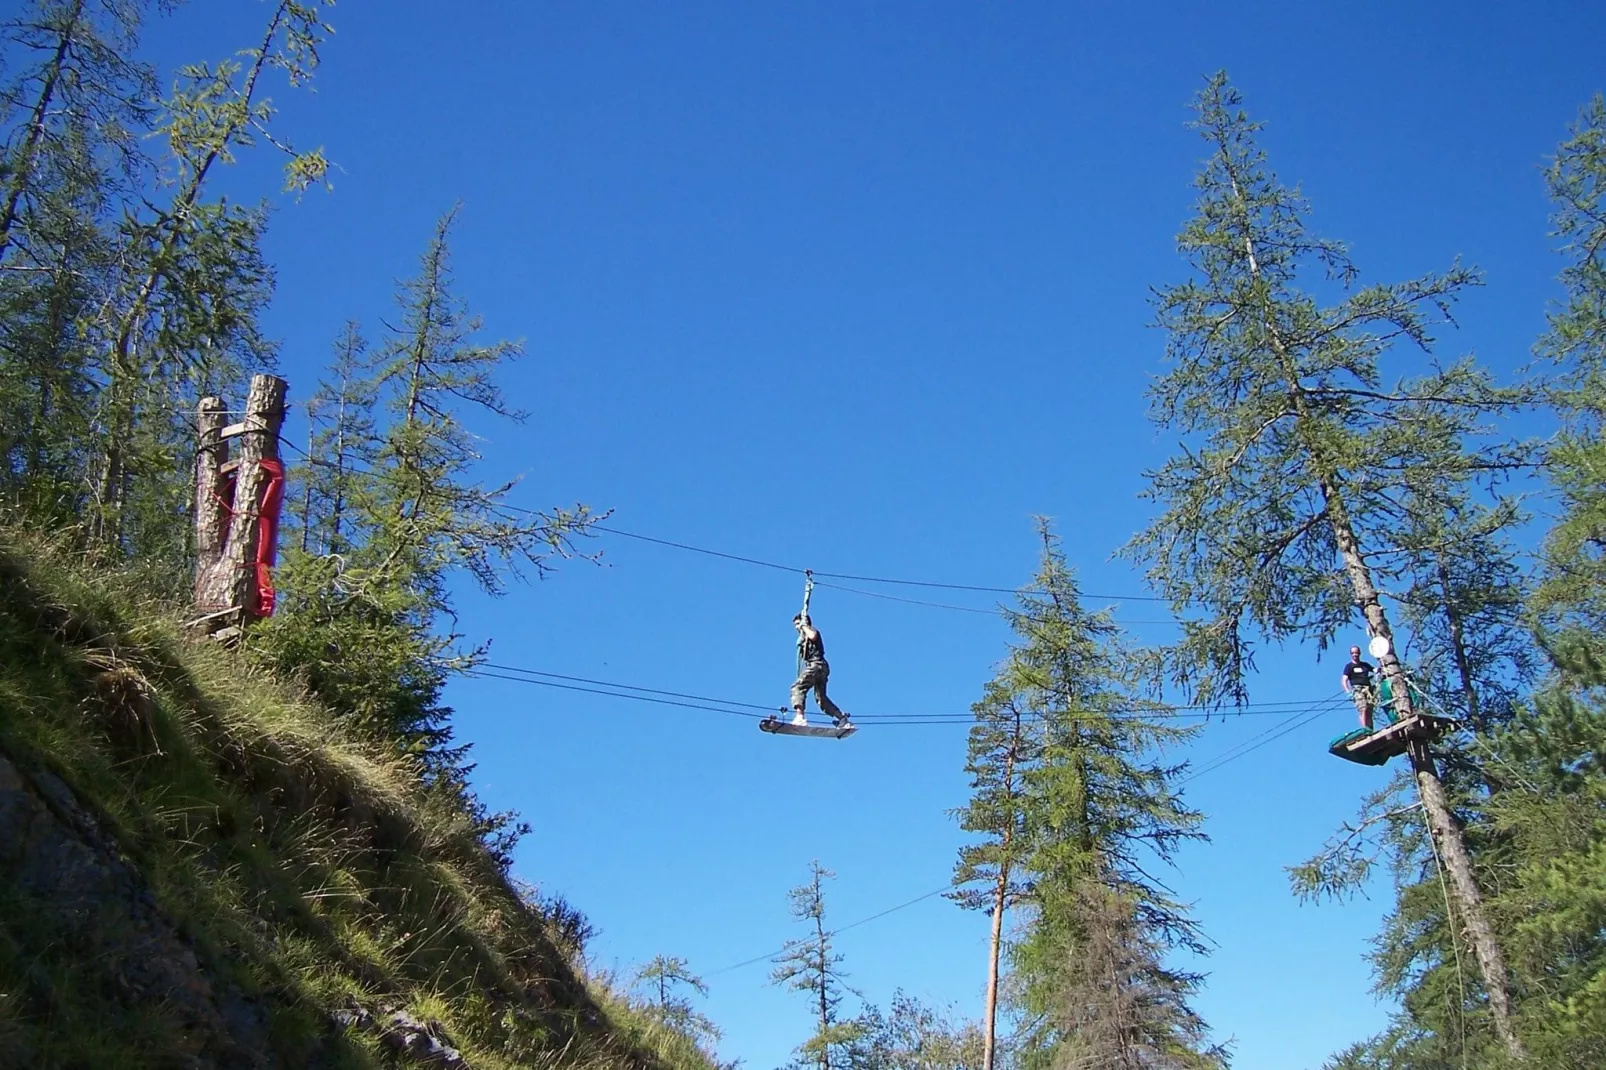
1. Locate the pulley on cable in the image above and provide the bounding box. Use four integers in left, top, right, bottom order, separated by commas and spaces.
760, 570, 858, 740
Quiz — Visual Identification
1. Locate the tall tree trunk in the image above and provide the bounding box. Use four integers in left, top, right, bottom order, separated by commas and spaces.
1323, 482, 1523, 1059
1438, 558, 1484, 727
98, 1, 292, 542
0, 0, 85, 265
983, 834, 1011, 1070
192, 395, 228, 596
1223, 160, 1524, 1060
816, 908, 831, 1070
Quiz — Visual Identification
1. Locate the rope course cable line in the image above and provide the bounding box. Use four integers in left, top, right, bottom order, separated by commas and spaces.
468, 661, 1349, 724
263, 446, 1174, 607
810, 578, 1185, 625
1176, 695, 1348, 784
705, 887, 951, 976
464, 669, 768, 720
584, 522, 1170, 603
701, 699, 1346, 976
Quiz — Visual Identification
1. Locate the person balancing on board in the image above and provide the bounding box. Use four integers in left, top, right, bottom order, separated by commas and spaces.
792, 609, 851, 729
1340, 644, 1377, 732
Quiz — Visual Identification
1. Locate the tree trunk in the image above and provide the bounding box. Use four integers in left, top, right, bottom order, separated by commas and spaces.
1324, 482, 1524, 1059
1438, 559, 1483, 727
192, 396, 229, 599
983, 844, 1010, 1070
1223, 157, 1522, 1058
0, 0, 85, 265
816, 909, 831, 1070
193, 375, 285, 621
1409, 739, 1522, 1059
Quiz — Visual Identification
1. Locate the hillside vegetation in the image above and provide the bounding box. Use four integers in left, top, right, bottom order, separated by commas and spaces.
0, 524, 715, 1070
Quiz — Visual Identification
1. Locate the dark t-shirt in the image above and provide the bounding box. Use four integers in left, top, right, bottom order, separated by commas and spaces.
1344, 659, 1374, 689
798, 629, 826, 664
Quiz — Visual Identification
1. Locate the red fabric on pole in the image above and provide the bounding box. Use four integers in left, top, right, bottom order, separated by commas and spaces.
253, 458, 286, 617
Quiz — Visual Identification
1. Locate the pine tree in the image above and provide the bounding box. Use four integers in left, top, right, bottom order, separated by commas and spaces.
1534, 94, 1606, 657
772, 861, 863, 1070
0, 0, 155, 517
360, 205, 593, 604
633, 955, 720, 1049
295, 322, 380, 555
857, 991, 984, 1070
992, 522, 1221, 1070
951, 670, 1037, 1070
90, 0, 331, 545
1122, 72, 1527, 1056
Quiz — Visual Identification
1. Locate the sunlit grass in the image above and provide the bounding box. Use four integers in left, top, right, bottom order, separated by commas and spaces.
0, 520, 720, 1069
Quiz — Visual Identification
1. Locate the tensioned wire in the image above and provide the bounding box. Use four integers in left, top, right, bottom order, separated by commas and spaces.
697, 694, 1346, 975
468, 662, 1347, 725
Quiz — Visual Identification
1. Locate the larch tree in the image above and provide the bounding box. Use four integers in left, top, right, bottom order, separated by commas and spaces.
633, 955, 720, 1049
1534, 94, 1606, 658
951, 671, 1038, 1070
256, 208, 594, 802
857, 991, 985, 1070
772, 861, 862, 1070
1122, 72, 1528, 1058
90, 0, 331, 546
1002, 521, 1221, 1070
0, 0, 155, 516
295, 322, 380, 556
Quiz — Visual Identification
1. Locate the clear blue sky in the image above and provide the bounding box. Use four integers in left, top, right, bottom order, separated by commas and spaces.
149, 3, 1605, 1068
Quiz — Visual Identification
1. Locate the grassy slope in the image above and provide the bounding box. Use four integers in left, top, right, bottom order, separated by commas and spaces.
0, 528, 717, 1070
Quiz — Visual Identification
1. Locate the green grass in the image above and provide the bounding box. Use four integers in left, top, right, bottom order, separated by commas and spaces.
0, 524, 721, 1070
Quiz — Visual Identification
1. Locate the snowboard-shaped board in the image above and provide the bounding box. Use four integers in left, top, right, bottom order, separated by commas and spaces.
760, 715, 857, 740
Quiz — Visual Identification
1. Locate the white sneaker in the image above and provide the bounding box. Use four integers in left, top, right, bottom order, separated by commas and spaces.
791, 711, 808, 727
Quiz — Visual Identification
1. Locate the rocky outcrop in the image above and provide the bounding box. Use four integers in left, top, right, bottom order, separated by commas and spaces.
0, 751, 272, 1068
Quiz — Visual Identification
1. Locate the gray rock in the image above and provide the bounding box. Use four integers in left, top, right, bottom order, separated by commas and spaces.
0, 751, 273, 1068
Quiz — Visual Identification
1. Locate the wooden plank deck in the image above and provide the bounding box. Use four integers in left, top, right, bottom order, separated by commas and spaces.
760, 716, 857, 740
1330, 713, 1457, 766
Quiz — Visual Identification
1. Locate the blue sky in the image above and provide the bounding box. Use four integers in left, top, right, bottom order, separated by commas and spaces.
145, 3, 1606, 1068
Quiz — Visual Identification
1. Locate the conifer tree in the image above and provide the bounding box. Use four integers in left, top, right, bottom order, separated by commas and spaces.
261, 209, 594, 758
359, 206, 593, 604
772, 861, 862, 1070
1123, 73, 1527, 1056
857, 992, 984, 1070
296, 322, 379, 555
633, 955, 720, 1048
1534, 94, 1606, 660
90, 0, 331, 544
951, 673, 1036, 1070
0, 0, 155, 516
994, 522, 1221, 1070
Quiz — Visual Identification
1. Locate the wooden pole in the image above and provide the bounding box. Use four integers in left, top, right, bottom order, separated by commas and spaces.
192, 375, 286, 630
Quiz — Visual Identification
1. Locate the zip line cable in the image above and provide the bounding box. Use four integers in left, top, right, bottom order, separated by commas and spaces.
469, 661, 1346, 724
464, 669, 768, 720
273, 441, 1175, 609
590, 522, 1169, 602
1176, 695, 1347, 784
477, 664, 778, 713
706, 887, 951, 976
811, 578, 1184, 625
704, 697, 1345, 976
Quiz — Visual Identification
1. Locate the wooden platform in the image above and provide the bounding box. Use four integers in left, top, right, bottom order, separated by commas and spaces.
760, 716, 857, 740
1329, 713, 1457, 766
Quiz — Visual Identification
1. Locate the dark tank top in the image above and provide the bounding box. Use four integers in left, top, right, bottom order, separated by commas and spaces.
799, 630, 826, 664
